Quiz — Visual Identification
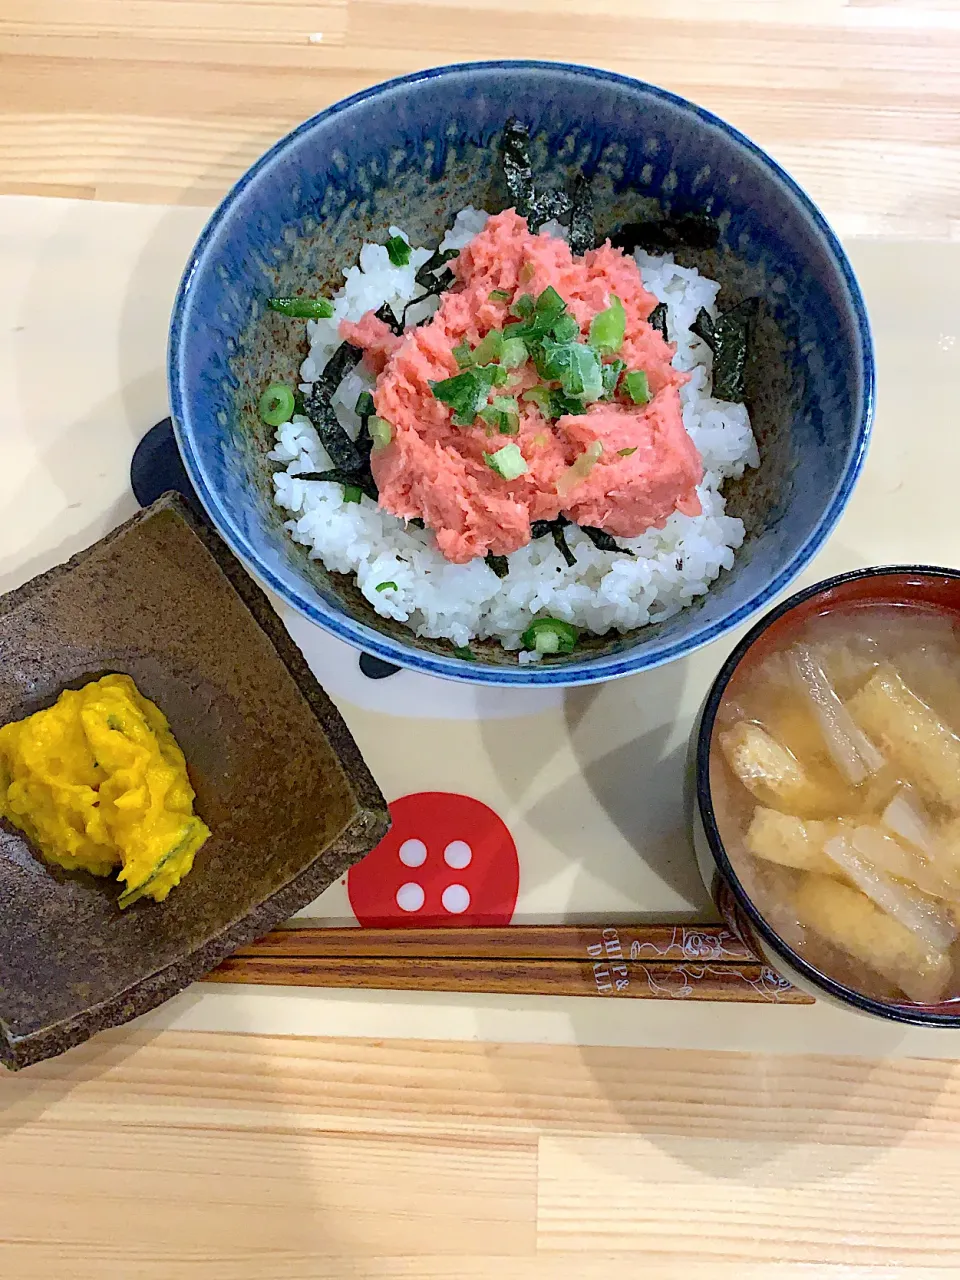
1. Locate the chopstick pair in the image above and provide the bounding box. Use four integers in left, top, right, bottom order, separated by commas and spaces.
206, 923, 813, 1004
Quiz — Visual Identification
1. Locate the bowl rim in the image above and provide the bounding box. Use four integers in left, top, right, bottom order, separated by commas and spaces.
168, 58, 875, 687
696, 562, 960, 1026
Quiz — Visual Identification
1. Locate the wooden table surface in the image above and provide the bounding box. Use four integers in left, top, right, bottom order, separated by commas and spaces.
3, 3, 960, 1275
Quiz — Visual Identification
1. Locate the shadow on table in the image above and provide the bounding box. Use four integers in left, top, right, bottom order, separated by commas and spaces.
480, 656, 711, 918
477, 664, 955, 1192
0, 1018, 167, 1135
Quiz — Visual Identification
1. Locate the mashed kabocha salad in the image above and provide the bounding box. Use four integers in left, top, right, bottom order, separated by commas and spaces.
264, 122, 759, 661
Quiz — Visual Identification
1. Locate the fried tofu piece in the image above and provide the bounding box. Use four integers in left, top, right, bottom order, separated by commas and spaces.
847, 666, 960, 811
719, 721, 834, 816
933, 815, 960, 891
794, 874, 952, 1004
745, 807, 836, 874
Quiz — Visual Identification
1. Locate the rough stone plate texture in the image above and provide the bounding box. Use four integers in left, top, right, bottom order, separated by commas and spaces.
0, 493, 389, 1070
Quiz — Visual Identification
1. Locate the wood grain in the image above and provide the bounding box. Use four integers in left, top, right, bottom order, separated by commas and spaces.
215, 924, 811, 1002
4, 1030, 960, 1275
208, 954, 815, 1001
3, 5, 959, 1275
232, 922, 757, 961
0, 1, 958, 236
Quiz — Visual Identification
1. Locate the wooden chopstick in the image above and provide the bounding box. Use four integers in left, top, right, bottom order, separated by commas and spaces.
231, 923, 757, 963
208, 954, 812, 1003
208, 923, 813, 1004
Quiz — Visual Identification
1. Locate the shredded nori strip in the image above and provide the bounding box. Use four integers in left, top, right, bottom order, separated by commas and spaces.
317, 341, 363, 394
691, 298, 759, 402
500, 119, 571, 233
408, 517, 425, 529
531, 516, 632, 560
401, 266, 456, 328
534, 188, 573, 229
374, 301, 404, 336
551, 523, 577, 567
301, 341, 367, 471
580, 526, 634, 556
567, 176, 596, 255
415, 249, 459, 288
485, 552, 509, 578
304, 386, 363, 471
353, 391, 375, 469
501, 119, 537, 220
690, 307, 716, 349
529, 515, 576, 567
647, 302, 669, 340
295, 468, 379, 501
610, 211, 720, 254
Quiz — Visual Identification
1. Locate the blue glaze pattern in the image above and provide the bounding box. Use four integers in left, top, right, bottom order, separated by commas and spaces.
168, 61, 874, 687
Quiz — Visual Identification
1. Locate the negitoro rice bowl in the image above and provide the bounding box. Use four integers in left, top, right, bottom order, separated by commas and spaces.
262, 122, 759, 664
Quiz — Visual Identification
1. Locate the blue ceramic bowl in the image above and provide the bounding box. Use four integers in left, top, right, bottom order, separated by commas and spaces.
169, 60, 874, 686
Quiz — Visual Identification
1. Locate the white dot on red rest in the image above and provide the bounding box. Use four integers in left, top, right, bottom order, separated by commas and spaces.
396, 882, 425, 912
441, 883, 470, 914
398, 838, 427, 867
443, 840, 472, 869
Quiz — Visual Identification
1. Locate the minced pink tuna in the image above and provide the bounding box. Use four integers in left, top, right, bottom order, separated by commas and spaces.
340, 210, 703, 565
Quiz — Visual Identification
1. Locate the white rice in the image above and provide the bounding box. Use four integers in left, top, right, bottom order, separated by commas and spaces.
269, 207, 758, 653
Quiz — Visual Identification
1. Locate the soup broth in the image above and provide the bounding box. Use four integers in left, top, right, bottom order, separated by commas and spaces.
711, 603, 960, 1006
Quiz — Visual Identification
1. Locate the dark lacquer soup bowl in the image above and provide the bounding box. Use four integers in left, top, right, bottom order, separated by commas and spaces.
694, 565, 960, 1025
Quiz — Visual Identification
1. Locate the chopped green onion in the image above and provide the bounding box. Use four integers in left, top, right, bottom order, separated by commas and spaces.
522, 386, 553, 415
453, 342, 474, 368
647, 301, 669, 339
479, 396, 520, 435
430, 367, 497, 426
259, 382, 295, 426
453, 645, 477, 661
519, 262, 536, 285
369, 416, 393, 449
385, 235, 411, 267
472, 329, 504, 366
617, 446, 638, 458
511, 293, 535, 319
484, 442, 528, 480
343, 485, 364, 503
355, 390, 375, 418
504, 286, 567, 344
537, 339, 603, 403
488, 364, 511, 386
489, 288, 512, 302
551, 313, 580, 343
499, 337, 528, 370
589, 295, 626, 355
492, 394, 519, 416
521, 617, 579, 655
268, 296, 334, 319
622, 370, 651, 405
550, 390, 589, 417
375, 581, 398, 593
601, 358, 626, 399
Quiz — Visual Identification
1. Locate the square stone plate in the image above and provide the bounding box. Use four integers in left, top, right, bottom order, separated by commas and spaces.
0, 494, 389, 1070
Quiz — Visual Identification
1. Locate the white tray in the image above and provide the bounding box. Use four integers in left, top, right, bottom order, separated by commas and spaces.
4, 195, 960, 1058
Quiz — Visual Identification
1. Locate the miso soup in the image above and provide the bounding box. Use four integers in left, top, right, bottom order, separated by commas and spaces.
711, 603, 960, 1006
